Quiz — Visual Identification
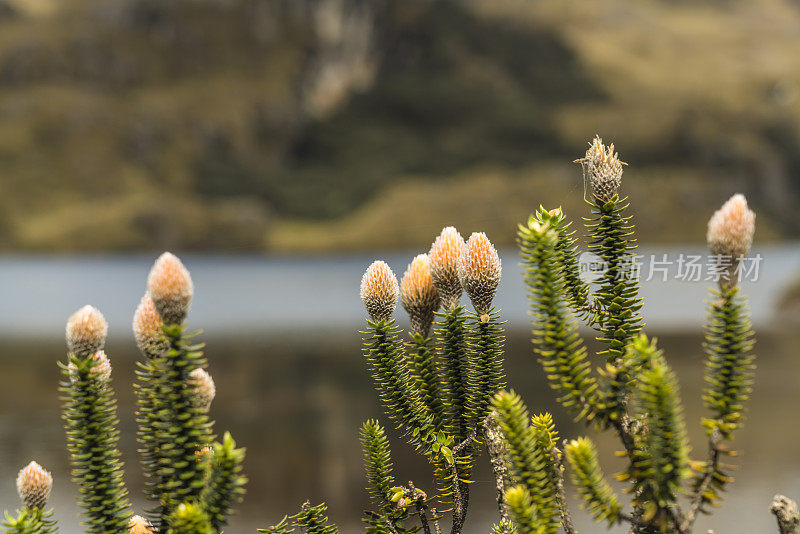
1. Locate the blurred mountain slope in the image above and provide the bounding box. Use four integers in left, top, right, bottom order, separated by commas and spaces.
0, 0, 797, 251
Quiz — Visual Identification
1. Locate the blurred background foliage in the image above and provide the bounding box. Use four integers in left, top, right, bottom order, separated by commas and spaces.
0, 0, 797, 252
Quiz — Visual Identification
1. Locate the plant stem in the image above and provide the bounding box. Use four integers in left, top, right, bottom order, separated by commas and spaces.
483, 414, 512, 534
771, 496, 800, 534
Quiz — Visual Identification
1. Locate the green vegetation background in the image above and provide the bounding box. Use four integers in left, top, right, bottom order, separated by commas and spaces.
0, 0, 797, 252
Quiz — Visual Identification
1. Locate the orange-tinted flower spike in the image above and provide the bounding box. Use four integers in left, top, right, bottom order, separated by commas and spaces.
16, 461, 52, 510
458, 232, 501, 315
147, 252, 194, 325
400, 254, 440, 336
360, 261, 399, 322
429, 226, 466, 311
133, 293, 167, 359
66, 305, 108, 359
707, 193, 756, 288
189, 368, 216, 411
129, 515, 155, 534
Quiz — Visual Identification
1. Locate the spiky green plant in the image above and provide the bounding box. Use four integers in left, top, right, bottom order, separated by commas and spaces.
564, 437, 621, 525
166, 502, 213, 534
518, 213, 600, 424
0, 252, 249, 534
60, 348, 131, 534
200, 432, 248, 532
491, 391, 561, 534
515, 137, 757, 533
259, 503, 338, 534
465, 309, 506, 431
360, 420, 396, 516
150, 324, 214, 522
3, 462, 57, 534
2, 509, 56, 534
407, 334, 446, 431
342, 227, 509, 534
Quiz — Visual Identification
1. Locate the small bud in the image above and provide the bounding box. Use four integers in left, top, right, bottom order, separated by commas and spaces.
189, 368, 216, 411
400, 254, 440, 337
147, 252, 194, 325
429, 226, 466, 311
68, 350, 112, 384
129, 515, 155, 534
16, 461, 52, 510
66, 305, 108, 359
360, 261, 399, 322
577, 136, 624, 201
133, 294, 168, 359
458, 232, 501, 315
707, 193, 756, 289
707, 193, 756, 260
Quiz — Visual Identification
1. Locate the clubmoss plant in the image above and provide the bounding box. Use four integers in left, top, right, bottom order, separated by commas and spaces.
3, 462, 56, 534
262, 138, 775, 534
515, 137, 758, 533
1, 252, 246, 534
1, 139, 787, 534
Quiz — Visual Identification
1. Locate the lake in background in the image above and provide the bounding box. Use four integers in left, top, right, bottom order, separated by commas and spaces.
0, 246, 798, 533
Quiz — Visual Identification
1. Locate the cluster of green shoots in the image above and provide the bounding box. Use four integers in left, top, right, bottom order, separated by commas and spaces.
1, 137, 790, 534
263, 136, 766, 534
2, 253, 246, 534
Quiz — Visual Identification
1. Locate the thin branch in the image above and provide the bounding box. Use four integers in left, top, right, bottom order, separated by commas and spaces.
681, 430, 722, 532
483, 413, 513, 534
556, 439, 577, 534
613, 414, 689, 533
431, 508, 442, 534
408, 481, 432, 534
449, 429, 477, 534
364, 511, 401, 534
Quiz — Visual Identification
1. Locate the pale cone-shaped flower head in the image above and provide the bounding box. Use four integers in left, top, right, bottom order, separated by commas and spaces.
147, 252, 194, 325
458, 232, 502, 315
66, 305, 108, 359
68, 350, 112, 384
129, 515, 155, 534
707, 193, 756, 288
578, 136, 624, 201
360, 261, 399, 322
189, 368, 216, 411
707, 194, 756, 260
133, 294, 168, 359
400, 254, 440, 337
16, 461, 52, 509
429, 226, 466, 311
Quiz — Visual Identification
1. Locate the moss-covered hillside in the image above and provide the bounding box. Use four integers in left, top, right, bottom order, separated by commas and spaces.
0, 0, 797, 251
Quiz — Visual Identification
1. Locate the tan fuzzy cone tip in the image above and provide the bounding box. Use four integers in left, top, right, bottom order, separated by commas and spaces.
16, 461, 52, 509
458, 232, 501, 315
360, 261, 399, 322
129, 515, 155, 534
133, 294, 168, 359
707, 194, 756, 260
580, 136, 624, 201
68, 350, 112, 384
429, 226, 466, 311
400, 254, 440, 337
66, 305, 108, 359
147, 252, 194, 325
189, 368, 216, 411
707, 193, 756, 288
